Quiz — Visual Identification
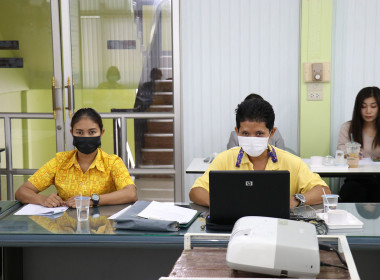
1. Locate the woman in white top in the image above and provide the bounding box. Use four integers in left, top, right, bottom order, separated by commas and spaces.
337, 86, 380, 202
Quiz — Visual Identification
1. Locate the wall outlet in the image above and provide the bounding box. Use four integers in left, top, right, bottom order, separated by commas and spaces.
307, 83, 323, 101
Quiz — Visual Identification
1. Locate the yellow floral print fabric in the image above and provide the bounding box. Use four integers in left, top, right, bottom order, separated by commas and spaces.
29, 149, 135, 201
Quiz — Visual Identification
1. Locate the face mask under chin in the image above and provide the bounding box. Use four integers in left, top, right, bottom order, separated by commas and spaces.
73, 136, 101, 154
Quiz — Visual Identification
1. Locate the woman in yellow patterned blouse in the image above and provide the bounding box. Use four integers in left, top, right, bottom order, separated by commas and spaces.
15, 108, 137, 208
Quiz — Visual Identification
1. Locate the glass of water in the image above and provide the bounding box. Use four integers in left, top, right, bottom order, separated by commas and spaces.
321, 194, 339, 213
74, 196, 91, 221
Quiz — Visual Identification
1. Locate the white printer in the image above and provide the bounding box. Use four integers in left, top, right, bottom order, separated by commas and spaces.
226, 216, 320, 278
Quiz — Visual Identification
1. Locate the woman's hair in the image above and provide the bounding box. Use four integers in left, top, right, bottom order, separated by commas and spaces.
71, 108, 103, 131
235, 99, 275, 131
350, 86, 380, 148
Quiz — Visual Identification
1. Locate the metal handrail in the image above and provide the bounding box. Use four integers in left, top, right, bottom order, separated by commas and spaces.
0, 112, 175, 199
0, 113, 54, 199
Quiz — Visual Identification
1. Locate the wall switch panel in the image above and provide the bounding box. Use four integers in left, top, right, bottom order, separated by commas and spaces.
307, 83, 323, 101
304, 62, 330, 82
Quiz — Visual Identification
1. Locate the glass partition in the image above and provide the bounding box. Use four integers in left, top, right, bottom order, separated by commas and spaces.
0, 0, 179, 201
11, 119, 56, 170
0, 175, 6, 201
0, 118, 4, 169
68, 0, 177, 201
0, 0, 54, 114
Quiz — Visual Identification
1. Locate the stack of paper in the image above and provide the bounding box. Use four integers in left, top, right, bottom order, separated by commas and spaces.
137, 201, 198, 225
14, 204, 68, 216
113, 201, 199, 232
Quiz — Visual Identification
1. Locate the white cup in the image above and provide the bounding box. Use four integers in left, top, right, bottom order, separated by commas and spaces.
310, 156, 323, 166
335, 150, 345, 166
327, 209, 347, 224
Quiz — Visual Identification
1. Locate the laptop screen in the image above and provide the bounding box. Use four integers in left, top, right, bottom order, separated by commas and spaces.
209, 170, 290, 225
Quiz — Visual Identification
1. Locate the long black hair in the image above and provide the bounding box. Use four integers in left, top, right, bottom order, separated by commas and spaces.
350, 87, 380, 148
71, 108, 103, 131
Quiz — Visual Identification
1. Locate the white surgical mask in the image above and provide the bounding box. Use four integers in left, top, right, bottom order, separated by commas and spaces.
238, 136, 269, 157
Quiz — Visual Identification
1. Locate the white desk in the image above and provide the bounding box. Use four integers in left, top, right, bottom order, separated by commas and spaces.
186, 157, 380, 177
186, 158, 213, 174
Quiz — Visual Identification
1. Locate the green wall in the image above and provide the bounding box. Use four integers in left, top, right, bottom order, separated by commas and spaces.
299, 0, 333, 158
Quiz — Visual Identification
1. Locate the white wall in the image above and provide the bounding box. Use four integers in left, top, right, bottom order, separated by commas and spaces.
330, 0, 380, 154
181, 0, 300, 199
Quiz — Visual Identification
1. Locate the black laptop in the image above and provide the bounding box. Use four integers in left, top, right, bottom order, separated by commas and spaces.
208, 170, 290, 228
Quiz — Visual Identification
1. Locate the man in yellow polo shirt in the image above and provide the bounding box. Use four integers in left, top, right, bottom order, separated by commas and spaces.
189, 99, 330, 208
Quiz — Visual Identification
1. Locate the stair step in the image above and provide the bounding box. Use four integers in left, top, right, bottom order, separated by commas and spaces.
141, 149, 173, 165
154, 80, 172, 92
147, 119, 173, 133
147, 105, 173, 112
152, 92, 173, 105
160, 55, 172, 67
153, 91, 172, 95
138, 164, 174, 169
141, 148, 173, 152
135, 177, 174, 201
144, 133, 173, 148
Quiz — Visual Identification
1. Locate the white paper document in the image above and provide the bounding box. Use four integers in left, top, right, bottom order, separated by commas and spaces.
108, 205, 131, 220
14, 204, 68, 216
137, 201, 198, 224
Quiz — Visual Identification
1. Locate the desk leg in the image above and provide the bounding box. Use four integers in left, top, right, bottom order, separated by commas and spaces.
2, 247, 23, 280
350, 245, 380, 280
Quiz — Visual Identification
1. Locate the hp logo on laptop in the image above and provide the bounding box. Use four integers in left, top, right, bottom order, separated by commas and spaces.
245, 181, 254, 187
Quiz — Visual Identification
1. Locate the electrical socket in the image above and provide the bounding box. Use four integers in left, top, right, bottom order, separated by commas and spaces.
307, 83, 323, 101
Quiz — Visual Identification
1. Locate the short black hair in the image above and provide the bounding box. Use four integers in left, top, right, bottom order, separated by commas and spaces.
71, 108, 103, 131
235, 99, 275, 131
150, 68, 162, 80
244, 93, 263, 101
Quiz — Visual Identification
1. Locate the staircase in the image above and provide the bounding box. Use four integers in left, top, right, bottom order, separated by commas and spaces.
130, 1, 175, 201
139, 72, 174, 168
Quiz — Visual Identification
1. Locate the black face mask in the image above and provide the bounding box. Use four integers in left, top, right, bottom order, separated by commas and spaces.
73, 136, 101, 154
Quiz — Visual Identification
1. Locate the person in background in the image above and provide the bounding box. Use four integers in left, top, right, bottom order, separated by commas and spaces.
190, 98, 330, 208
132, 68, 163, 166
227, 93, 285, 150
15, 108, 137, 208
97, 66, 126, 89
337, 86, 380, 202
134, 68, 163, 112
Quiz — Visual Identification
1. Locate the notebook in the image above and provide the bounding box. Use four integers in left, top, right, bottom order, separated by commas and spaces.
208, 170, 290, 228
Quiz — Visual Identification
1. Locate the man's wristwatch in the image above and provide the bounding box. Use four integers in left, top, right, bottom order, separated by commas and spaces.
294, 194, 306, 207
91, 194, 100, 207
